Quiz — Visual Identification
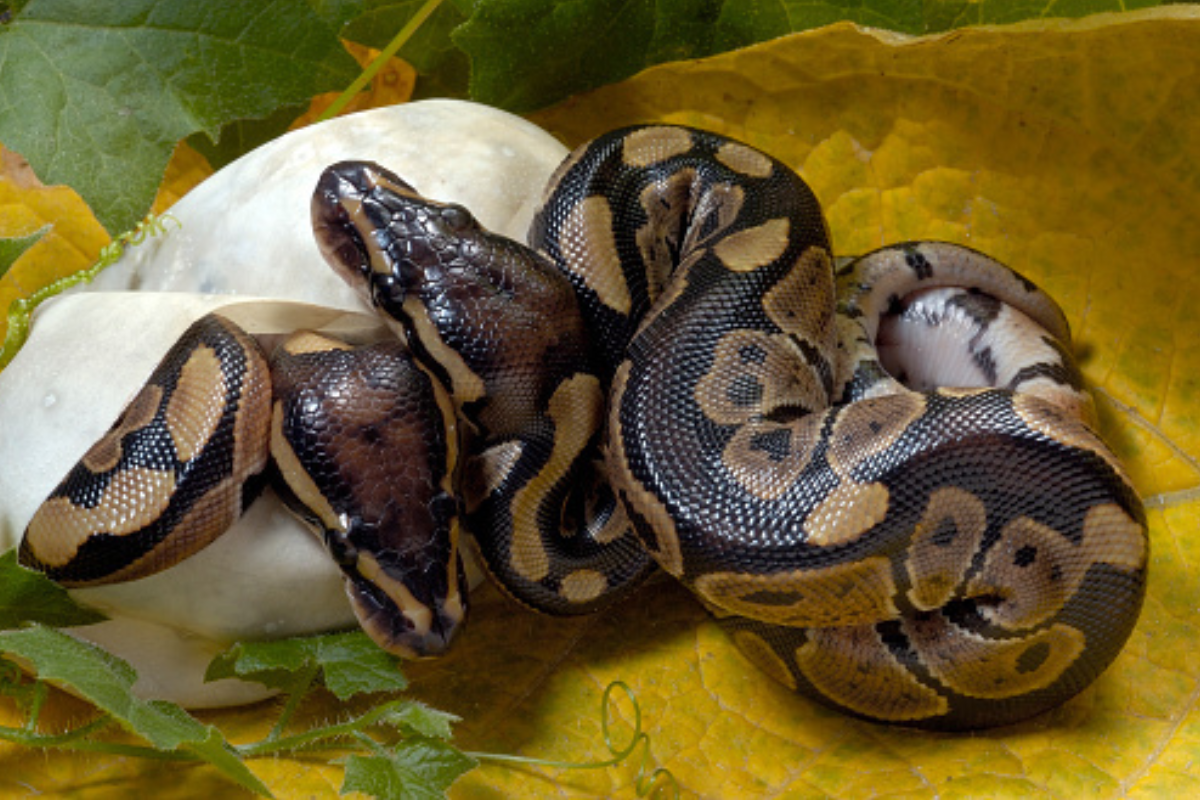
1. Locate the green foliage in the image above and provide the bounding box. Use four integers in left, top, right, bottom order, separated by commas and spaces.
0, 225, 47, 279
343, 738, 478, 799
0, 0, 1172, 235
0, 551, 107, 630
207, 630, 410, 699
0, 0, 359, 233
0, 626, 270, 795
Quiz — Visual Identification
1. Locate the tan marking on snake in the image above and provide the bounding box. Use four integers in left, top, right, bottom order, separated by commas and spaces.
622, 126, 694, 167
968, 503, 1145, 632
803, 481, 890, 547
560, 569, 608, 603
1012, 393, 1128, 482
607, 361, 684, 577
165, 345, 227, 463
509, 373, 603, 582
280, 330, 356, 356
694, 329, 825, 426
905, 614, 1085, 699
797, 625, 948, 722
906, 488, 988, 611
722, 417, 822, 501
715, 141, 774, 178
826, 393, 925, 478
464, 440, 523, 513
712, 218, 791, 273
79, 385, 162, 474
23, 467, 177, 572
270, 404, 343, 532
693, 556, 897, 627
732, 630, 797, 691
560, 195, 631, 314
400, 296, 486, 403
355, 550, 435, 656
763, 246, 836, 344
108, 477, 241, 583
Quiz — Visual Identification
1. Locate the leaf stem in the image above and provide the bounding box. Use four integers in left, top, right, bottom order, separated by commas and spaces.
264, 661, 321, 742
237, 700, 408, 758
317, 0, 445, 122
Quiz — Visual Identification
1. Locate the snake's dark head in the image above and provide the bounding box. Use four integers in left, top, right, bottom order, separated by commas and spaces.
312, 161, 481, 319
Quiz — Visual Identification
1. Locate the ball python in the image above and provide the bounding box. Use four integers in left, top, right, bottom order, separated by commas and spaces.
19, 125, 1147, 730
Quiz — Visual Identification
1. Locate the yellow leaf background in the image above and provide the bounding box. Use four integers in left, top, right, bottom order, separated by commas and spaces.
2, 8, 1199, 797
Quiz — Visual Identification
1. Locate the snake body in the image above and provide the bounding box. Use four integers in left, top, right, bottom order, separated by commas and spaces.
20, 125, 1147, 729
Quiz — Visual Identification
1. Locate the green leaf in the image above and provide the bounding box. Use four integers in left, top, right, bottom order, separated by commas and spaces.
0, 226, 49, 279
0, 625, 269, 796
342, 738, 477, 799
382, 701, 459, 740
454, 0, 1177, 111
208, 630, 408, 700
0, 0, 359, 233
186, 102, 310, 171
0, 550, 107, 630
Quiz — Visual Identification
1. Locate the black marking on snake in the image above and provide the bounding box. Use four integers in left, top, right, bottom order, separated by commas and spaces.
905, 248, 934, 279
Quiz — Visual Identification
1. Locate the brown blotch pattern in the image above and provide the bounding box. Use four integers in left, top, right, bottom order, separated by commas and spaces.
165, 345, 228, 464
803, 481, 890, 547
732, 630, 797, 691
79, 384, 163, 474
561, 195, 632, 315
722, 417, 822, 501
464, 440, 524, 512
904, 614, 1085, 699
797, 625, 949, 721
763, 246, 836, 344
1012, 393, 1130, 483
608, 362, 685, 577
560, 569, 608, 603
281, 330, 355, 355
107, 472, 243, 584
906, 488, 988, 611
693, 556, 898, 627
508, 374, 603, 582
826, 393, 925, 479
24, 467, 177, 572
712, 217, 791, 273
622, 126, 694, 167
968, 503, 1145, 632
695, 328, 825, 426
715, 141, 774, 178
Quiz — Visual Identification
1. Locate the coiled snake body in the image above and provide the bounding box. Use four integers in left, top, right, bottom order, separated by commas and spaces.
20, 126, 1147, 729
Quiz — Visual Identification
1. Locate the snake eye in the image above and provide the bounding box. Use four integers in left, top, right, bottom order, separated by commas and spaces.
440, 205, 475, 234
371, 273, 406, 311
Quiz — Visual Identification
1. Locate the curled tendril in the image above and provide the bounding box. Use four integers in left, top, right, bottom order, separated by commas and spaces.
469, 681, 680, 798
0, 212, 181, 370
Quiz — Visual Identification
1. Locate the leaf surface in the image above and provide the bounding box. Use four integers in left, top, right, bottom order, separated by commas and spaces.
0, 0, 358, 232
2, 6, 1200, 798
0, 551, 107, 630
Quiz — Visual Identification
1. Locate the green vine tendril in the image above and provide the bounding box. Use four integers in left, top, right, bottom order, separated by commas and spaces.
0, 212, 180, 370
469, 681, 680, 798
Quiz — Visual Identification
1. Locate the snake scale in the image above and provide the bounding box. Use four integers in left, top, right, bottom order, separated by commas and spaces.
19, 125, 1147, 729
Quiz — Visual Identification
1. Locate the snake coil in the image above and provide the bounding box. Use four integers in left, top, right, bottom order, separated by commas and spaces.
21, 125, 1146, 729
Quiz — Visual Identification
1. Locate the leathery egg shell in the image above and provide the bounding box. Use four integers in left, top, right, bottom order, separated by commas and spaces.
0, 100, 567, 707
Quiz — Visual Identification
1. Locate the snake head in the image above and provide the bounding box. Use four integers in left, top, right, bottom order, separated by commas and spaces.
312, 160, 480, 319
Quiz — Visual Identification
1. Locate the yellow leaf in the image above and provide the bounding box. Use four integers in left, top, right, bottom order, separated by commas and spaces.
4, 9, 1200, 798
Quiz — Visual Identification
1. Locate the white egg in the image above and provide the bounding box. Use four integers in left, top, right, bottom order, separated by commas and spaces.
0, 100, 567, 707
